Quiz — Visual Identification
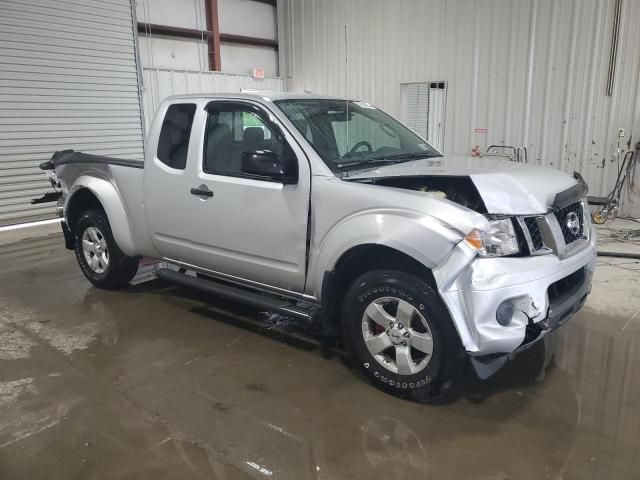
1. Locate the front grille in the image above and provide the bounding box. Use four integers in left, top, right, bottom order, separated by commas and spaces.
548, 267, 585, 302
553, 202, 585, 245
513, 219, 530, 254
523, 217, 544, 250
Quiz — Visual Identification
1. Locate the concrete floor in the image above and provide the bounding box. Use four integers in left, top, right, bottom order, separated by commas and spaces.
1, 222, 639, 479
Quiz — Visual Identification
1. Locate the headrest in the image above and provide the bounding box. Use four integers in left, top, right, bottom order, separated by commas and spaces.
243, 126, 265, 143
210, 123, 232, 136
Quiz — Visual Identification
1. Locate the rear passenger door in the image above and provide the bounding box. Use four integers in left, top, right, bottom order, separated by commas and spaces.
144, 101, 201, 263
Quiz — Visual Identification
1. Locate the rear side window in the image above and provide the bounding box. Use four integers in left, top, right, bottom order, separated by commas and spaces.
157, 103, 196, 169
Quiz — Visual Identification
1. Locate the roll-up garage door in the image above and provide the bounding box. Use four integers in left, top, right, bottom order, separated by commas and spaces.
0, 0, 144, 226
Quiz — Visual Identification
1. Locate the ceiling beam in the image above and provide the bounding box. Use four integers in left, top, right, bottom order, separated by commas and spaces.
137, 23, 211, 40
137, 23, 278, 50
219, 33, 278, 49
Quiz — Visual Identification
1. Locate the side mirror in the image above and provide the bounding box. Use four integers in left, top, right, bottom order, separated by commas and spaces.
241, 150, 296, 184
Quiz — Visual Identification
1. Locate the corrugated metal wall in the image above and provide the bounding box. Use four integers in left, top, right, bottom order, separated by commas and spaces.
142, 67, 285, 132
278, 0, 640, 216
0, 0, 145, 226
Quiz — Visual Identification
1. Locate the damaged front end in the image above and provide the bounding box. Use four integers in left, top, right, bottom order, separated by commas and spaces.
434, 195, 596, 379
353, 175, 488, 213
346, 163, 596, 378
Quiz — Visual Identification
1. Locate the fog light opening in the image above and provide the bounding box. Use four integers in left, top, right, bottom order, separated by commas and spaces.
496, 301, 514, 326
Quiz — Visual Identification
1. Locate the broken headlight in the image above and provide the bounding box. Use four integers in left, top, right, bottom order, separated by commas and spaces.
465, 217, 520, 257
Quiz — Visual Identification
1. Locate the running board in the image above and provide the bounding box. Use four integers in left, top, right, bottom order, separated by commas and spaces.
155, 268, 317, 320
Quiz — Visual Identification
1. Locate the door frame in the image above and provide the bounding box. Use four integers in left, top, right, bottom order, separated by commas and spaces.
399, 80, 448, 153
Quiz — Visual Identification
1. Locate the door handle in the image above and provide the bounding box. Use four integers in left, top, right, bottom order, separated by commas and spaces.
190, 184, 213, 198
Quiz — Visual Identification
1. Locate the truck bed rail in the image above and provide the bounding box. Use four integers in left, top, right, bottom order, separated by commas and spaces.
39, 150, 144, 171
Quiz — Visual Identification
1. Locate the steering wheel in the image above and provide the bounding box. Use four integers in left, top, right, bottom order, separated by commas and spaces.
349, 141, 373, 155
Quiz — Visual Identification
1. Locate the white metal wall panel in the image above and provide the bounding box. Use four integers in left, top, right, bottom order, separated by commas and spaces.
220, 43, 279, 77
138, 36, 209, 71
135, 0, 206, 30
142, 67, 284, 132
218, 0, 277, 41
278, 0, 640, 216
0, 0, 144, 225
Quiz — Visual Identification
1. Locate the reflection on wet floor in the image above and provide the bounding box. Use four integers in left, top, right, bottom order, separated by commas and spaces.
1, 233, 639, 479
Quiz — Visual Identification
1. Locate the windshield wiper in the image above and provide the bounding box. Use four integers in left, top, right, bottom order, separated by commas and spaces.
369, 151, 439, 161
336, 151, 439, 169
336, 158, 398, 168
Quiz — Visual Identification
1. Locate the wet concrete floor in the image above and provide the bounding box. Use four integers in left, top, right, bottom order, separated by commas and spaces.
1, 231, 640, 479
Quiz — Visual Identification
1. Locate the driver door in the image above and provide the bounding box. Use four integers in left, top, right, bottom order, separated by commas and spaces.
183, 101, 310, 293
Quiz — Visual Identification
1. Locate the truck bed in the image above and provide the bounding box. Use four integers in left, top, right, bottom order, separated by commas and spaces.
40, 150, 144, 171
42, 149, 149, 258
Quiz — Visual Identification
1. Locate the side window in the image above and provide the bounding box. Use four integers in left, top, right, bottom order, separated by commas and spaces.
157, 103, 196, 170
204, 103, 295, 179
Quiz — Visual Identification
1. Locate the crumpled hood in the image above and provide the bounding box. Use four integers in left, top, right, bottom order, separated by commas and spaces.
345, 155, 579, 214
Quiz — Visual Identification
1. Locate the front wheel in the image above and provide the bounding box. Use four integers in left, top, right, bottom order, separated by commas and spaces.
342, 270, 465, 402
73, 209, 138, 290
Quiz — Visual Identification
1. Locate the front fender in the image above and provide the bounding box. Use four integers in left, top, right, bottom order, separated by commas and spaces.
307, 209, 464, 298
66, 176, 136, 256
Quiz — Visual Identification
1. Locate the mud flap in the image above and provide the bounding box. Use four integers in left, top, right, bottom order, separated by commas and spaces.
469, 354, 511, 380
61, 220, 74, 250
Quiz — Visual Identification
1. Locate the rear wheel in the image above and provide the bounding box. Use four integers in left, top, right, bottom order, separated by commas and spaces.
342, 269, 465, 402
73, 209, 138, 289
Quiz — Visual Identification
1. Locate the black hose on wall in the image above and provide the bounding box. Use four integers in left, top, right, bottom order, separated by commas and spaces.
597, 251, 640, 260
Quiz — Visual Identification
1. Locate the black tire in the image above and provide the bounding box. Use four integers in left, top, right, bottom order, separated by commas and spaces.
341, 269, 465, 403
73, 208, 138, 290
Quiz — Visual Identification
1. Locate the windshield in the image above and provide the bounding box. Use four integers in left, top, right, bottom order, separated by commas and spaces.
274, 99, 441, 172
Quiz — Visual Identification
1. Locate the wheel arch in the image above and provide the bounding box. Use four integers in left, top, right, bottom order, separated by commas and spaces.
65, 177, 136, 256
320, 244, 441, 333
66, 188, 102, 235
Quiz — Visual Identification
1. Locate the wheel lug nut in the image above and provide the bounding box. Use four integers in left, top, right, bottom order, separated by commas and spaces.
397, 323, 404, 329
401, 341, 407, 347
403, 332, 410, 338
389, 322, 394, 329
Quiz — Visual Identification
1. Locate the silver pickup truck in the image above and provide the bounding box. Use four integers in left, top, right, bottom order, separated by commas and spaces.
40, 92, 596, 402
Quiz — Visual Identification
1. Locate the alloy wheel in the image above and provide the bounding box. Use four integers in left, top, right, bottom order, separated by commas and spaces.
82, 226, 109, 274
361, 297, 434, 375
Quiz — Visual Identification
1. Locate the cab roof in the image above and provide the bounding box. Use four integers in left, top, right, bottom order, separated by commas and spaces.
165, 91, 353, 103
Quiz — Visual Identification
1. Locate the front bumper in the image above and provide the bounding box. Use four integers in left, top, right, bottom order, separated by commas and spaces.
434, 227, 597, 363
469, 267, 592, 378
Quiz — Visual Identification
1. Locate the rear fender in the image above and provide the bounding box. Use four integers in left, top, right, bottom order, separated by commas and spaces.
66, 176, 136, 256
